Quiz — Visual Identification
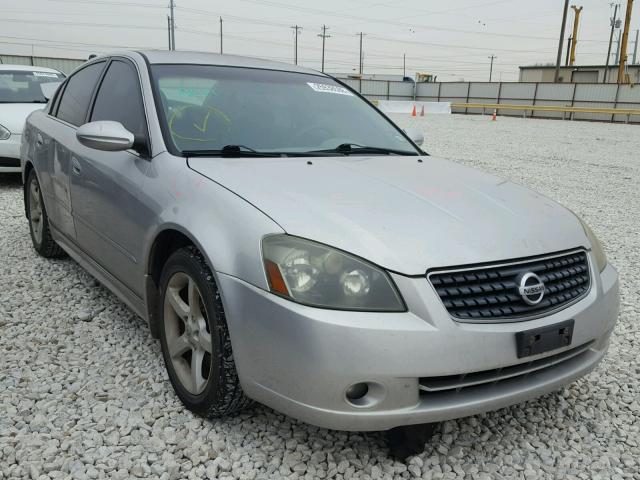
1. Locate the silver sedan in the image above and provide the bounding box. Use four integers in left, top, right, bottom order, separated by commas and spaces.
21, 51, 619, 433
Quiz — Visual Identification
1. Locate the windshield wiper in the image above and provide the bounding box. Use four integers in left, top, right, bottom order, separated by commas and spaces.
182, 145, 329, 158
308, 143, 419, 156
182, 145, 283, 158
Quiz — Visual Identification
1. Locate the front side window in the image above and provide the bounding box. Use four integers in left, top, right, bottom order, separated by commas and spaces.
91, 60, 146, 139
56, 62, 105, 126
0, 70, 64, 104
151, 65, 418, 156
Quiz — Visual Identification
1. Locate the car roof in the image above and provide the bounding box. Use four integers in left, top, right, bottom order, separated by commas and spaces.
0, 64, 62, 74
136, 50, 326, 77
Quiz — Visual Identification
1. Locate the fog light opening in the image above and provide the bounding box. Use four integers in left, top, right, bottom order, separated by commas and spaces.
345, 382, 369, 401
344, 382, 386, 408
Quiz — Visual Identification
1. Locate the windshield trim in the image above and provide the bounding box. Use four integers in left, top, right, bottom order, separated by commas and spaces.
141, 57, 424, 159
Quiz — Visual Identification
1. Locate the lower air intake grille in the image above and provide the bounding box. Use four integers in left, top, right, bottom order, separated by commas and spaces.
429, 250, 591, 322
419, 341, 593, 393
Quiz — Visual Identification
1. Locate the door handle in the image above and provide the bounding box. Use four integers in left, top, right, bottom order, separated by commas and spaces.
36, 133, 44, 147
72, 158, 81, 176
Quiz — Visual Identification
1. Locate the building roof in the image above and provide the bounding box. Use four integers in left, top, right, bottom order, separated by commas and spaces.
519, 64, 640, 70
0, 64, 63, 73
136, 50, 325, 76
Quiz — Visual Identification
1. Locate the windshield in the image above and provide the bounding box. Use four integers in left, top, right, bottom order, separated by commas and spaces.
0, 70, 64, 103
151, 64, 419, 156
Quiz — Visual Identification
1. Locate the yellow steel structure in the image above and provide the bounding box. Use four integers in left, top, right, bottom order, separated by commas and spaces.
618, 0, 634, 84
569, 6, 583, 66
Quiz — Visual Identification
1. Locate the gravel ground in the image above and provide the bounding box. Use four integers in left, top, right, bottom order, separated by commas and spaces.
1, 114, 639, 480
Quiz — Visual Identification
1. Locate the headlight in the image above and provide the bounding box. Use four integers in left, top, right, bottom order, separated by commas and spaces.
262, 235, 405, 311
0, 124, 10, 140
579, 218, 607, 272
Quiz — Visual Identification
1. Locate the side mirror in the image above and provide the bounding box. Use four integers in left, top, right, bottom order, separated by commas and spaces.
404, 127, 424, 147
76, 121, 134, 152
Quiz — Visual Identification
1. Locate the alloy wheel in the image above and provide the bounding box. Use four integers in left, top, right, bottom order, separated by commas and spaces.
29, 178, 44, 245
163, 272, 213, 395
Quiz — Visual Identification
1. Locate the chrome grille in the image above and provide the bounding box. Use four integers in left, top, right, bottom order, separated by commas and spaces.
419, 341, 593, 393
428, 250, 591, 322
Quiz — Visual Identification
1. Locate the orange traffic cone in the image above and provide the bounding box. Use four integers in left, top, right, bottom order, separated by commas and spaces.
491, 109, 497, 121
411, 105, 417, 117
420, 105, 425, 116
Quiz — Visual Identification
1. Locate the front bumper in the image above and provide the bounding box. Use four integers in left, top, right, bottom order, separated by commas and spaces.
0, 134, 22, 173
218, 254, 619, 431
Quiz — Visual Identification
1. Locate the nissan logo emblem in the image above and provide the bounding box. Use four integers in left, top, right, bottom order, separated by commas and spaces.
517, 272, 545, 305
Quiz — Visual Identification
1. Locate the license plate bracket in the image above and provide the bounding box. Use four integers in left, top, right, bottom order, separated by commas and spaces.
515, 319, 574, 359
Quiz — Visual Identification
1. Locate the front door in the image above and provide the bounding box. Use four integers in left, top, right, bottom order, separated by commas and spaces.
69, 59, 153, 298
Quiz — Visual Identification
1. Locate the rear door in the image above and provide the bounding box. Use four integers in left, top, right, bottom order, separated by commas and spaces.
41, 61, 106, 241
69, 58, 153, 297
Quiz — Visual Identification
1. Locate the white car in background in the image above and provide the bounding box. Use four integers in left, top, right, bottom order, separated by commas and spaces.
0, 65, 64, 173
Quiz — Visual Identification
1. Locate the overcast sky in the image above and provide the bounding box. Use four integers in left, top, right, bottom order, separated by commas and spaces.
1, 0, 637, 81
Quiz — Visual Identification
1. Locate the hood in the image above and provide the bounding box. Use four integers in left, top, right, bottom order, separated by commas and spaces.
189, 155, 588, 275
0, 104, 47, 133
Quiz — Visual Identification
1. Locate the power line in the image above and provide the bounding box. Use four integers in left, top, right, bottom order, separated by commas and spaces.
48, 0, 165, 8
224, 0, 609, 43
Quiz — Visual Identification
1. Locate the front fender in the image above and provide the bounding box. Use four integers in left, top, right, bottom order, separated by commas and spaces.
142, 153, 285, 293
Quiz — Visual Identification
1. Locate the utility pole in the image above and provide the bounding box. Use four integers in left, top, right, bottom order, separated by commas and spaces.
615, 29, 622, 63
403, 53, 406, 78
358, 32, 365, 75
604, 3, 620, 82
566, 37, 572, 65
291, 25, 302, 65
617, 0, 634, 83
569, 5, 583, 66
317, 25, 330, 72
169, 0, 176, 51
488, 55, 496, 82
555, 0, 570, 82
220, 17, 223, 54
633, 29, 639, 64
167, 15, 172, 51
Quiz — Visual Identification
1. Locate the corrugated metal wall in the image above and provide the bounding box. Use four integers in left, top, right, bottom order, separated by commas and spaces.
337, 78, 640, 124
0, 55, 85, 75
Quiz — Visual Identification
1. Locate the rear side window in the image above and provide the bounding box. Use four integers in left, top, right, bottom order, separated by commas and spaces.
90, 60, 146, 138
56, 62, 105, 126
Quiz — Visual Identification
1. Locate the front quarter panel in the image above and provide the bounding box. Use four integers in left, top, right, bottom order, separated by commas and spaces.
143, 153, 284, 291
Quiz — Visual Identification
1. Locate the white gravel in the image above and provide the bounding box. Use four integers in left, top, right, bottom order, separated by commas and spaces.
1, 114, 639, 479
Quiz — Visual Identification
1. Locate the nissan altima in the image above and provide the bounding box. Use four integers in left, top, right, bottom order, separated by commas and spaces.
21, 51, 619, 433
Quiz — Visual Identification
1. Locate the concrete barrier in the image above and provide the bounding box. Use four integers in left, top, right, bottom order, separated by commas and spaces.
376, 100, 451, 115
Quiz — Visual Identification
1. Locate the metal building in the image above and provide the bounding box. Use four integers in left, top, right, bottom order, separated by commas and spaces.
519, 64, 640, 84
0, 54, 85, 75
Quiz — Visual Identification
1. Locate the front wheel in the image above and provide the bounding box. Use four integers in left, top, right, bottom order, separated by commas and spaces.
158, 246, 252, 418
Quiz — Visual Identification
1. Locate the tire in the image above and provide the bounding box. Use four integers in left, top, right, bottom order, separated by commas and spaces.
158, 246, 252, 418
26, 169, 65, 258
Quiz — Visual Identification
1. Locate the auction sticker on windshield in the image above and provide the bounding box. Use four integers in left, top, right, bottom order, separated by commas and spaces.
307, 82, 353, 96
33, 72, 60, 78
